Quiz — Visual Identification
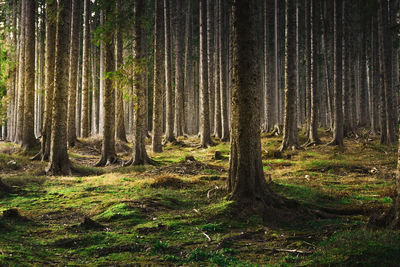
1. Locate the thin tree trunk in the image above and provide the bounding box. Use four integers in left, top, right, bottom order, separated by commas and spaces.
81, 0, 90, 138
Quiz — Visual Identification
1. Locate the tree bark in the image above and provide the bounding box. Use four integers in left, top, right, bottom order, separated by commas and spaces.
152, 0, 164, 153
281, 0, 298, 151
67, 0, 80, 147
199, 0, 213, 147
47, 0, 72, 175
81, 0, 90, 138
115, 0, 127, 143
328, 0, 344, 146
96, 2, 118, 166
229, 0, 282, 213
128, 0, 149, 165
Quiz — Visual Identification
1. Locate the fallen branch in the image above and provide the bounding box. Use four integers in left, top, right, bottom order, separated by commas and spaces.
261, 248, 313, 255
196, 227, 211, 242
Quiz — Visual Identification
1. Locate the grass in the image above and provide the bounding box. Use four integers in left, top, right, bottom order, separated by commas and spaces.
0, 132, 398, 266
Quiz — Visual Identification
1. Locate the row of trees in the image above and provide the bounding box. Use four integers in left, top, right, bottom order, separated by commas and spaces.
0, 0, 399, 223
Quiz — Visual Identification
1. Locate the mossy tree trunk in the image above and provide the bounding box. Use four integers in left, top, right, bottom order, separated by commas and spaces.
47, 0, 72, 175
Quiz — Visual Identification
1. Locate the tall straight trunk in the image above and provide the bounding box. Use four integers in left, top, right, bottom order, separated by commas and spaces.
207, 0, 214, 135
152, 0, 164, 153
81, 0, 90, 138
15, 0, 26, 144
21, 1, 36, 150
265, 0, 275, 131
164, 0, 175, 142
329, 0, 344, 146
115, 0, 127, 142
99, 11, 104, 135
67, 0, 80, 147
220, 0, 229, 141
371, 15, 380, 135
91, 35, 99, 135
184, 0, 193, 135
213, 0, 221, 139
281, 0, 298, 151
359, 31, 369, 127
47, 0, 72, 175
129, 0, 149, 165
173, 0, 185, 137
200, 0, 213, 147
37, 0, 56, 160
96, 2, 117, 166
305, 0, 311, 134
307, 0, 320, 145
229, 0, 281, 214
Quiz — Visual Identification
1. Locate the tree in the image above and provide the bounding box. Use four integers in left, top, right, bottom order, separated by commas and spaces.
35, 0, 57, 161
115, 0, 127, 143
96, 1, 118, 166
281, 0, 298, 151
174, 0, 184, 137
328, 0, 344, 146
228, 0, 282, 212
152, 0, 163, 153
67, 0, 80, 147
127, 0, 149, 165
81, 0, 90, 138
304, 0, 320, 146
21, 0, 36, 150
199, 0, 213, 148
47, 0, 72, 175
164, 0, 175, 143
219, 0, 229, 142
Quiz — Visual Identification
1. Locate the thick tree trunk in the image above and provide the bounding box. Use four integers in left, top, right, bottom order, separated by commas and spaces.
219, 0, 229, 142
199, 0, 213, 147
81, 0, 90, 138
229, 0, 282, 214
47, 0, 72, 175
213, 0, 221, 139
152, 0, 164, 153
96, 2, 118, 166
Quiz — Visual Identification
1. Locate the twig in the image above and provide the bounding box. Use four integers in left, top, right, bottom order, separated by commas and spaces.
262, 248, 313, 255
196, 227, 211, 242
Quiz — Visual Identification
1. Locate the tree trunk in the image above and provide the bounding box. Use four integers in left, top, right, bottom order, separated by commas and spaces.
128, 0, 149, 165
229, 0, 282, 214
164, 0, 175, 143
47, 0, 72, 175
115, 0, 127, 143
281, 0, 298, 151
96, 2, 117, 166
152, 0, 164, 153
173, 0, 185, 137
15, 0, 26, 145
213, 0, 221, 139
329, 0, 344, 146
199, 0, 213, 147
67, 0, 80, 147
81, 0, 90, 138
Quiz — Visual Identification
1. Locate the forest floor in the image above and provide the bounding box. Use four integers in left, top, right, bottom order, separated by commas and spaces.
1, 129, 400, 266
